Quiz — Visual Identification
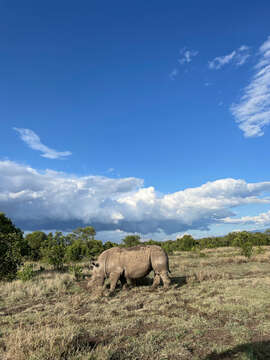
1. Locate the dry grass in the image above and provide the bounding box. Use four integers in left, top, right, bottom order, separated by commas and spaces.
1, 247, 270, 359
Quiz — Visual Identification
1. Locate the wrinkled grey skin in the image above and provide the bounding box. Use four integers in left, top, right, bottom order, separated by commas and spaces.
89, 245, 171, 295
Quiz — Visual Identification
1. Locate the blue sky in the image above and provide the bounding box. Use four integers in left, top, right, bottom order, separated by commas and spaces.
1, 0, 270, 242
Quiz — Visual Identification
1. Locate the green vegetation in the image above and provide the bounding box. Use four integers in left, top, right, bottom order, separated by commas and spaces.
2, 212, 270, 282
69, 264, 84, 281
122, 234, 141, 247
2, 214, 270, 358
17, 263, 35, 281
0, 213, 23, 280
1, 246, 270, 359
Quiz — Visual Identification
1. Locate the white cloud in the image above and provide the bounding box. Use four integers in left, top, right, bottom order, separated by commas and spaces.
14, 128, 72, 159
209, 45, 250, 69
224, 210, 270, 226
231, 36, 270, 137
1, 161, 270, 235
169, 47, 198, 80
169, 68, 179, 80
178, 48, 198, 65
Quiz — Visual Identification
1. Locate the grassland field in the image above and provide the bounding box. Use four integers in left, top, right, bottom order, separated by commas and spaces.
1, 246, 270, 360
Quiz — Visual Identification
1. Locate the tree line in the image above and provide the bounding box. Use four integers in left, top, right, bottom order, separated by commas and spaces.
1, 212, 270, 280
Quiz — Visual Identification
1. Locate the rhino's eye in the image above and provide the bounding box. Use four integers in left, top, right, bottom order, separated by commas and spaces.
95, 263, 100, 268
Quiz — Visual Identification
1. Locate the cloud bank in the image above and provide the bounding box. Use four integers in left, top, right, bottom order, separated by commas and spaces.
14, 128, 72, 159
224, 210, 270, 226
209, 45, 250, 70
231, 36, 270, 137
1, 161, 270, 234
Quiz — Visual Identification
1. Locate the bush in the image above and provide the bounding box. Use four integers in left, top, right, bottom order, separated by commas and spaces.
66, 240, 88, 262
0, 232, 22, 281
122, 235, 141, 247
0, 212, 29, 258
191, 246, 206, 257
86, 239, 104, 257
25, 231, 47, 261
161, 241, 176, 255
256, 246, 265, 255
69, 265, 84, 281
240, 242, 253, 258
17, 264, 35, 281
176, 235, 196, 251
42, 244, 65, 270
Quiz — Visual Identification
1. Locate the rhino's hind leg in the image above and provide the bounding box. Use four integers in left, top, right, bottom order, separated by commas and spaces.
122, 276, 135, 289
119, 274, 127, 288
151, 274, 161, 289
160, 271, 171, 289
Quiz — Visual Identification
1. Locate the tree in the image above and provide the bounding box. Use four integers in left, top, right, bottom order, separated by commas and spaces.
72, 226, 96, 242
232, 231, 251, 247
25, 231, 47, 260
86, 239, 104, 257
65, 240, 88, 262
103, 241, 117, 250
144, 239, 161, 246
176, 235, 196, 251
41, 232, 65, 270
0, 213, 23, 280
43, 244, 65, 270
0, 212, 23, 235
122, 235, 141, 247
161, 240, 176, 255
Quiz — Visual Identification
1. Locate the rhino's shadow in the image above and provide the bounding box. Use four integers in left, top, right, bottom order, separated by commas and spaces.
203, 340, 270, 359
103, 275, 187, 290
170, 276, 187, 288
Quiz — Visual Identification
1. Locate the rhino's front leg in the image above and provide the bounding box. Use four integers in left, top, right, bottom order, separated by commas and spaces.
152, 274, 161, 289
108, 272, 121, 294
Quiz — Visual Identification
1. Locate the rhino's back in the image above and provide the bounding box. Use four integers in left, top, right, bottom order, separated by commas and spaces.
118, 245, 153, 279
102, 245, 169, 279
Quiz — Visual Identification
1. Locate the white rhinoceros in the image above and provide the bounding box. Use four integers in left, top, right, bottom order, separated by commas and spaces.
89, 245, 171, 295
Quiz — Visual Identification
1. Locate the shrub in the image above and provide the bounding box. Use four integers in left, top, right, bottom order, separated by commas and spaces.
42, 244, 66, 271
25, 231, 47, 261
66, 240, 88, 262
191, 246, 206, 257
86, 239, 104, 257
176, 235, 196, 251
17, 264, 35, 281
69, 265, 84, 281
240, 242, 253, 258
256, 246, 265, 255
0, 232, 22, 281
122, 235, 141, 247
161, 241, 176, 255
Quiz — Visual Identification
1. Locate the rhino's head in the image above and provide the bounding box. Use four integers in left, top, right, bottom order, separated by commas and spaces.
89, 261, 104, 287
90, 261, 100, 274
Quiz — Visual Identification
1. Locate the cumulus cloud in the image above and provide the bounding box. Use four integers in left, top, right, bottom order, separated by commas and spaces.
209, 45, 250, 69
178, 48, 198, 65
14, 128, 72, 159
1, 161, 270, 235
231, 36, 270, 137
